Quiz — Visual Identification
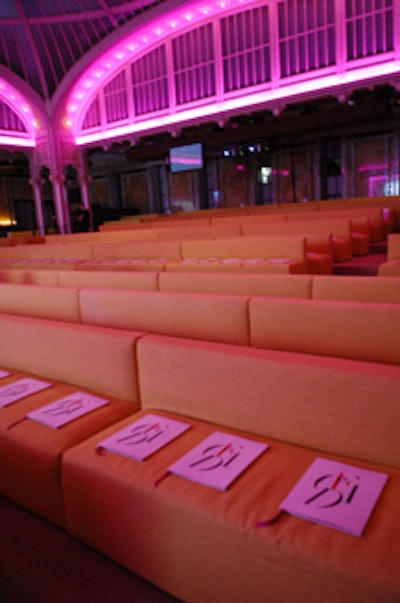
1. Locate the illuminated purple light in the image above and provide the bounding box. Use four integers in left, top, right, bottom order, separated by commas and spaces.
66, 2, 400, 146
358, 163, 389, 172
0, 134, 36, 147
65, 0, 259, 137
368, 174, 399, 197
0, 77, 38, 146
76, 59, 399, 147
272, 169, 290, 177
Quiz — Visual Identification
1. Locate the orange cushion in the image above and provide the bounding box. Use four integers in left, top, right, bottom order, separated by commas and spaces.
136, 334, 400, 469
249, 297, 400, 366
63, 409, 400, 603
79, 289, 250, 346
0, 371, 136, 526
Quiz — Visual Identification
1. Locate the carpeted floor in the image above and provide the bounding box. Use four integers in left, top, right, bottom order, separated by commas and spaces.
332, 252, 387, 276
332, 242, 387, 276
0, 495, 183, 603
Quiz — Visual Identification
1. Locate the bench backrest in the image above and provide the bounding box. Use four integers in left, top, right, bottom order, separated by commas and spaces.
137, 334, 400, 468
59, 270, 159, 290
249, 296, 400, 365
0, 242, 94, 260
78, 288, 250, 345
313, 275, 400, 303
0, 314, 141, 400
182, 234, 306, 260
159, 271, 312, 298
0, 269, 60, 285
242, 217, 351, 237
387, 233, 400, 261
0, 283, 80, 322
92, 239, 182, 261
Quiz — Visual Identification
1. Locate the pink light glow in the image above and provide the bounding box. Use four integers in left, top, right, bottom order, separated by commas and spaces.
272, 169, 290, 177
66, 1, 400, 146
0, 77, 38, 146
65, 0, 259, 137
0, 133, 36, 147
358, 163, 389, 172
76, 59, 399, 147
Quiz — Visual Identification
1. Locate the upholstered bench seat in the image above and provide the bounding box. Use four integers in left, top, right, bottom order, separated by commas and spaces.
378, 261, 400, 276
0, 370, 135, 526
0, 314, 143, 526
62, 334, 400, 603
62, 408, 400, 603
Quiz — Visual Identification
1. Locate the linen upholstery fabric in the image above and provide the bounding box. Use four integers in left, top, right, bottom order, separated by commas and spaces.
7, 260, 84, 270
242, 216, 352, 238
63, 415, 400, 603
58, 269, 159, 290
46, 228, 158, 243
136, 335, 400, 469
165, 259, 306, 274
155, 223, 241, 239
0, 374, 135, 526
330, 235, 353, 262
159, 271, 312, 298
0, 313, 141, 400
387, 233, 400, 261
62, 335, 400, 603
240, 259, 307, 273
165, 259, 246, 272
313, 275, 400, 303
0, 242, 94, 260
378, 262, 400, 276
242, 217, 355, 266
306, 250, 333, 274
79, 259, 166, 272
378, 234, 400, 275
78, 288, 250, 346
284, 214, 354, 261
92, 240, 181, 261
0, 283, 80, 322
0, 315, 142, 525
181, 234, 306, 261
149, 217, 210, 228
0, 268, 60, 285
351, 230, 371, 256
249, 297, 400, 366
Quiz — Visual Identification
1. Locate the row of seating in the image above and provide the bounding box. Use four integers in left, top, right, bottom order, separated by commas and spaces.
0, 294, 399, 602
1, 268, 400, 302
0, 234, 314, 274
0, 280, 399, 363
0, 224, 373, 275
99, 195, 398, 235
0, 199, 398, 602
3, 199, 396, 275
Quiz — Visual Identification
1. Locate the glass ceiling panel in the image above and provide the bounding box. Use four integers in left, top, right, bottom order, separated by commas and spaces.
0, 0, 166, 99
0, 1, 18, 19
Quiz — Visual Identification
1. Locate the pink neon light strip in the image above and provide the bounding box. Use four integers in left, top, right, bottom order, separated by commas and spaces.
75, 59, 400, 147
65, 0, 259, 136
0, 78, 39, 145
0, 133, 36, 147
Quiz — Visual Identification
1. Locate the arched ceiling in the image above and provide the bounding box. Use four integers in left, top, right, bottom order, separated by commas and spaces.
0, 0, 166, 101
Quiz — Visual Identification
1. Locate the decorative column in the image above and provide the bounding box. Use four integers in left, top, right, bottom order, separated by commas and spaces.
29, 175, 46, 235
28, 151, 48, 235
78, 150, 90, 212
46, 124, 78, 234
50, 173, 69, 234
